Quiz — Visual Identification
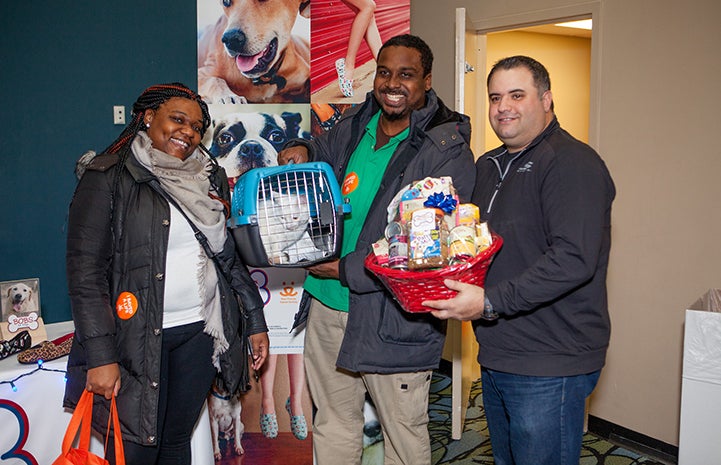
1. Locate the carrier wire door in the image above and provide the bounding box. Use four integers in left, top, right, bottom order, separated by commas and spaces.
229, 162, 350, 268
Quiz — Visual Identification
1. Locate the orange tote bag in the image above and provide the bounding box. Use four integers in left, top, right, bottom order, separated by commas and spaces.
53, 390, 125, 465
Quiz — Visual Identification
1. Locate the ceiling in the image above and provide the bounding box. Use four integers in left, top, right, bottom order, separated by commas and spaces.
511, 23, 592, 39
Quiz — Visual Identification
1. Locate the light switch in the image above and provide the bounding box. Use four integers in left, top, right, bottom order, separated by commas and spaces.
113, 105, 126, 125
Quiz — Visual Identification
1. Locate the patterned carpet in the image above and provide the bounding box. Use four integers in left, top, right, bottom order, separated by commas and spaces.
428, 373, 667, 465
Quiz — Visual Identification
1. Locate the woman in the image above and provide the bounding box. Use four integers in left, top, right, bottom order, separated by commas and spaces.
64, 83, 269, 464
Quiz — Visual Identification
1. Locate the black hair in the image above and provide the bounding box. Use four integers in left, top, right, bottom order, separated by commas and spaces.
103, 82, 211, 155
379, 34, 434, 77
102, 83, 218, 229
487, 56, 554, 110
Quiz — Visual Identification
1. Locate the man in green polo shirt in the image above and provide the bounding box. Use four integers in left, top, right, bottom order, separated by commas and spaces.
279, 34, 476, 465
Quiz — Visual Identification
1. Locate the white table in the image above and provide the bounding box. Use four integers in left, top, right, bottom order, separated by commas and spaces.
0, 321, 214, 464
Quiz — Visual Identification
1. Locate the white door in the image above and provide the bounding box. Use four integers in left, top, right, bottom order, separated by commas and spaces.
448, 7, 478, 441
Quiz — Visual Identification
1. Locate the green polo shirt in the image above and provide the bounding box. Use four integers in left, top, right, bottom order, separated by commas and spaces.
304, 111, 409, 311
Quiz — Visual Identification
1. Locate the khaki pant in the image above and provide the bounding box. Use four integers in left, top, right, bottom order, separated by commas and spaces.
304, 299, 432, 465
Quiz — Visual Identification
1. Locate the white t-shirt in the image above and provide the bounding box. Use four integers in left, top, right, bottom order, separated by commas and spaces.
162, 204, 205, 328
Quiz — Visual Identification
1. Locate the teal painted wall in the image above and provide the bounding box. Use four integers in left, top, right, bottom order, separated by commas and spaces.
0, 1, 198, 322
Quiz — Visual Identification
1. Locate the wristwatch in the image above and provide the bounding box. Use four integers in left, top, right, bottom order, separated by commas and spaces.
481, 295, 499, 321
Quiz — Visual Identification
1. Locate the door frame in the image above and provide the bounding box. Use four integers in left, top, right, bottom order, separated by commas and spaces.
468, 2, 601, 151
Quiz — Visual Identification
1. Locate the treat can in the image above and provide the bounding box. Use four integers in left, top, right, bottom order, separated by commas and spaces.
449, 225, 477, 259
388, 234, 409, 270
456, 203, 480, 226
385, 221, 404, 240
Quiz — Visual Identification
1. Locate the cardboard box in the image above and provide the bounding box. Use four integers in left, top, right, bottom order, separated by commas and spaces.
678, 289, 721, 464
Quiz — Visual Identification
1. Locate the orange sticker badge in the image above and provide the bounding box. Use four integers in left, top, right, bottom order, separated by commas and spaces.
342, 172, 359, 195
116, 291, 138, 320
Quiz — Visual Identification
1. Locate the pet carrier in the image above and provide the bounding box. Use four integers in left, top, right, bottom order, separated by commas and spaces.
228, 162, 351, 267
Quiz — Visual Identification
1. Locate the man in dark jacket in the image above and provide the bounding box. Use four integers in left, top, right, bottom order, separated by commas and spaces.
425, 56, 616, 465
279, 35, 476, 464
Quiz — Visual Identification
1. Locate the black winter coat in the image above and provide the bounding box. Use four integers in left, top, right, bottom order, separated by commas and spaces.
63, 148, 267, 445
302, 89, 477, 373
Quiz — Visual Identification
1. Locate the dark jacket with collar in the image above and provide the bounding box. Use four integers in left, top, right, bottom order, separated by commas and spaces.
303, 89, 476, 373
63, 147, 267, 445
473, 117, 615, 377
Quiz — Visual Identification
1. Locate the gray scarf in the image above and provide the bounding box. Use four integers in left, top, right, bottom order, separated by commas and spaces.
132, 132, 229, 364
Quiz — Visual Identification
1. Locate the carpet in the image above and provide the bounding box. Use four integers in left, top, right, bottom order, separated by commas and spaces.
428, 373, 668, 465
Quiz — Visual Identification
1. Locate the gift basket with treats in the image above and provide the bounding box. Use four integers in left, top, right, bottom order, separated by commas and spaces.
364, 176, 502, 313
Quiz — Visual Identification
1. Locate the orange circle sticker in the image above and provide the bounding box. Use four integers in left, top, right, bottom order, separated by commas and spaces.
342, 172, 359, 195
116, 292, 138, 320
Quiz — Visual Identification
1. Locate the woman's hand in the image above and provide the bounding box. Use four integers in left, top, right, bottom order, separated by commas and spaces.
86, 363, 121, 400
249, 332, 269, 371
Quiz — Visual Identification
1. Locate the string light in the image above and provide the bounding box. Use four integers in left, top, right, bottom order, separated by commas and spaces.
0, 361, 67, 393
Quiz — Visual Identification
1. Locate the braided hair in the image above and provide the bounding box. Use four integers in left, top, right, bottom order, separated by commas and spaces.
103, 82, 212, 155
103, 83, 223, 229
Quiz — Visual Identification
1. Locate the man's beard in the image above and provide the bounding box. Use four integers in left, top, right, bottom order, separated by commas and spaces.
381, 109, 407, 122
378, 90, 424, 122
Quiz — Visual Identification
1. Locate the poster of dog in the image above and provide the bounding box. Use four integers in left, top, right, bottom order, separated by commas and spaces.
201, 103, 314, 462
196, 1, 407, 460
0, 278, 47, 344
203, 102, 311, 191
197, 0, 311, 104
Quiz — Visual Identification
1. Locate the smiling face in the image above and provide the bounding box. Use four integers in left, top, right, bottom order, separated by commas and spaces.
373, 45, 431, 127
488, 66, 553, 152
144, 97, 204, 160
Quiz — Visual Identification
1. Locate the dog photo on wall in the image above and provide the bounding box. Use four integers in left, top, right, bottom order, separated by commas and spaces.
202, 103, 311, 460
2, 279, 39, 316
0, 278, 45, 342
203, 103, 311, 193
197, 0, 311, 104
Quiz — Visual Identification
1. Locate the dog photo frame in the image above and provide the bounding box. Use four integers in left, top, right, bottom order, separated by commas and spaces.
0, 278, 47, 344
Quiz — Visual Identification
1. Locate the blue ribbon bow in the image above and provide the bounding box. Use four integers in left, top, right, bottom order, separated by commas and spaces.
423, 192, 457, 214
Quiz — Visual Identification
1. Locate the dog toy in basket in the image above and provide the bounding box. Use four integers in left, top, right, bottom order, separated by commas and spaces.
365, 233, 503, 313
228, 162, 351, 267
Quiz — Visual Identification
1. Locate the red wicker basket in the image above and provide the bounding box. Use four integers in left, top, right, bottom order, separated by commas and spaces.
365, 233, 503, 313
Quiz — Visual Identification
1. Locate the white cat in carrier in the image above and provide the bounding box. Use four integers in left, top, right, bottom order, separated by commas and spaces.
228, 162, 351, 267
